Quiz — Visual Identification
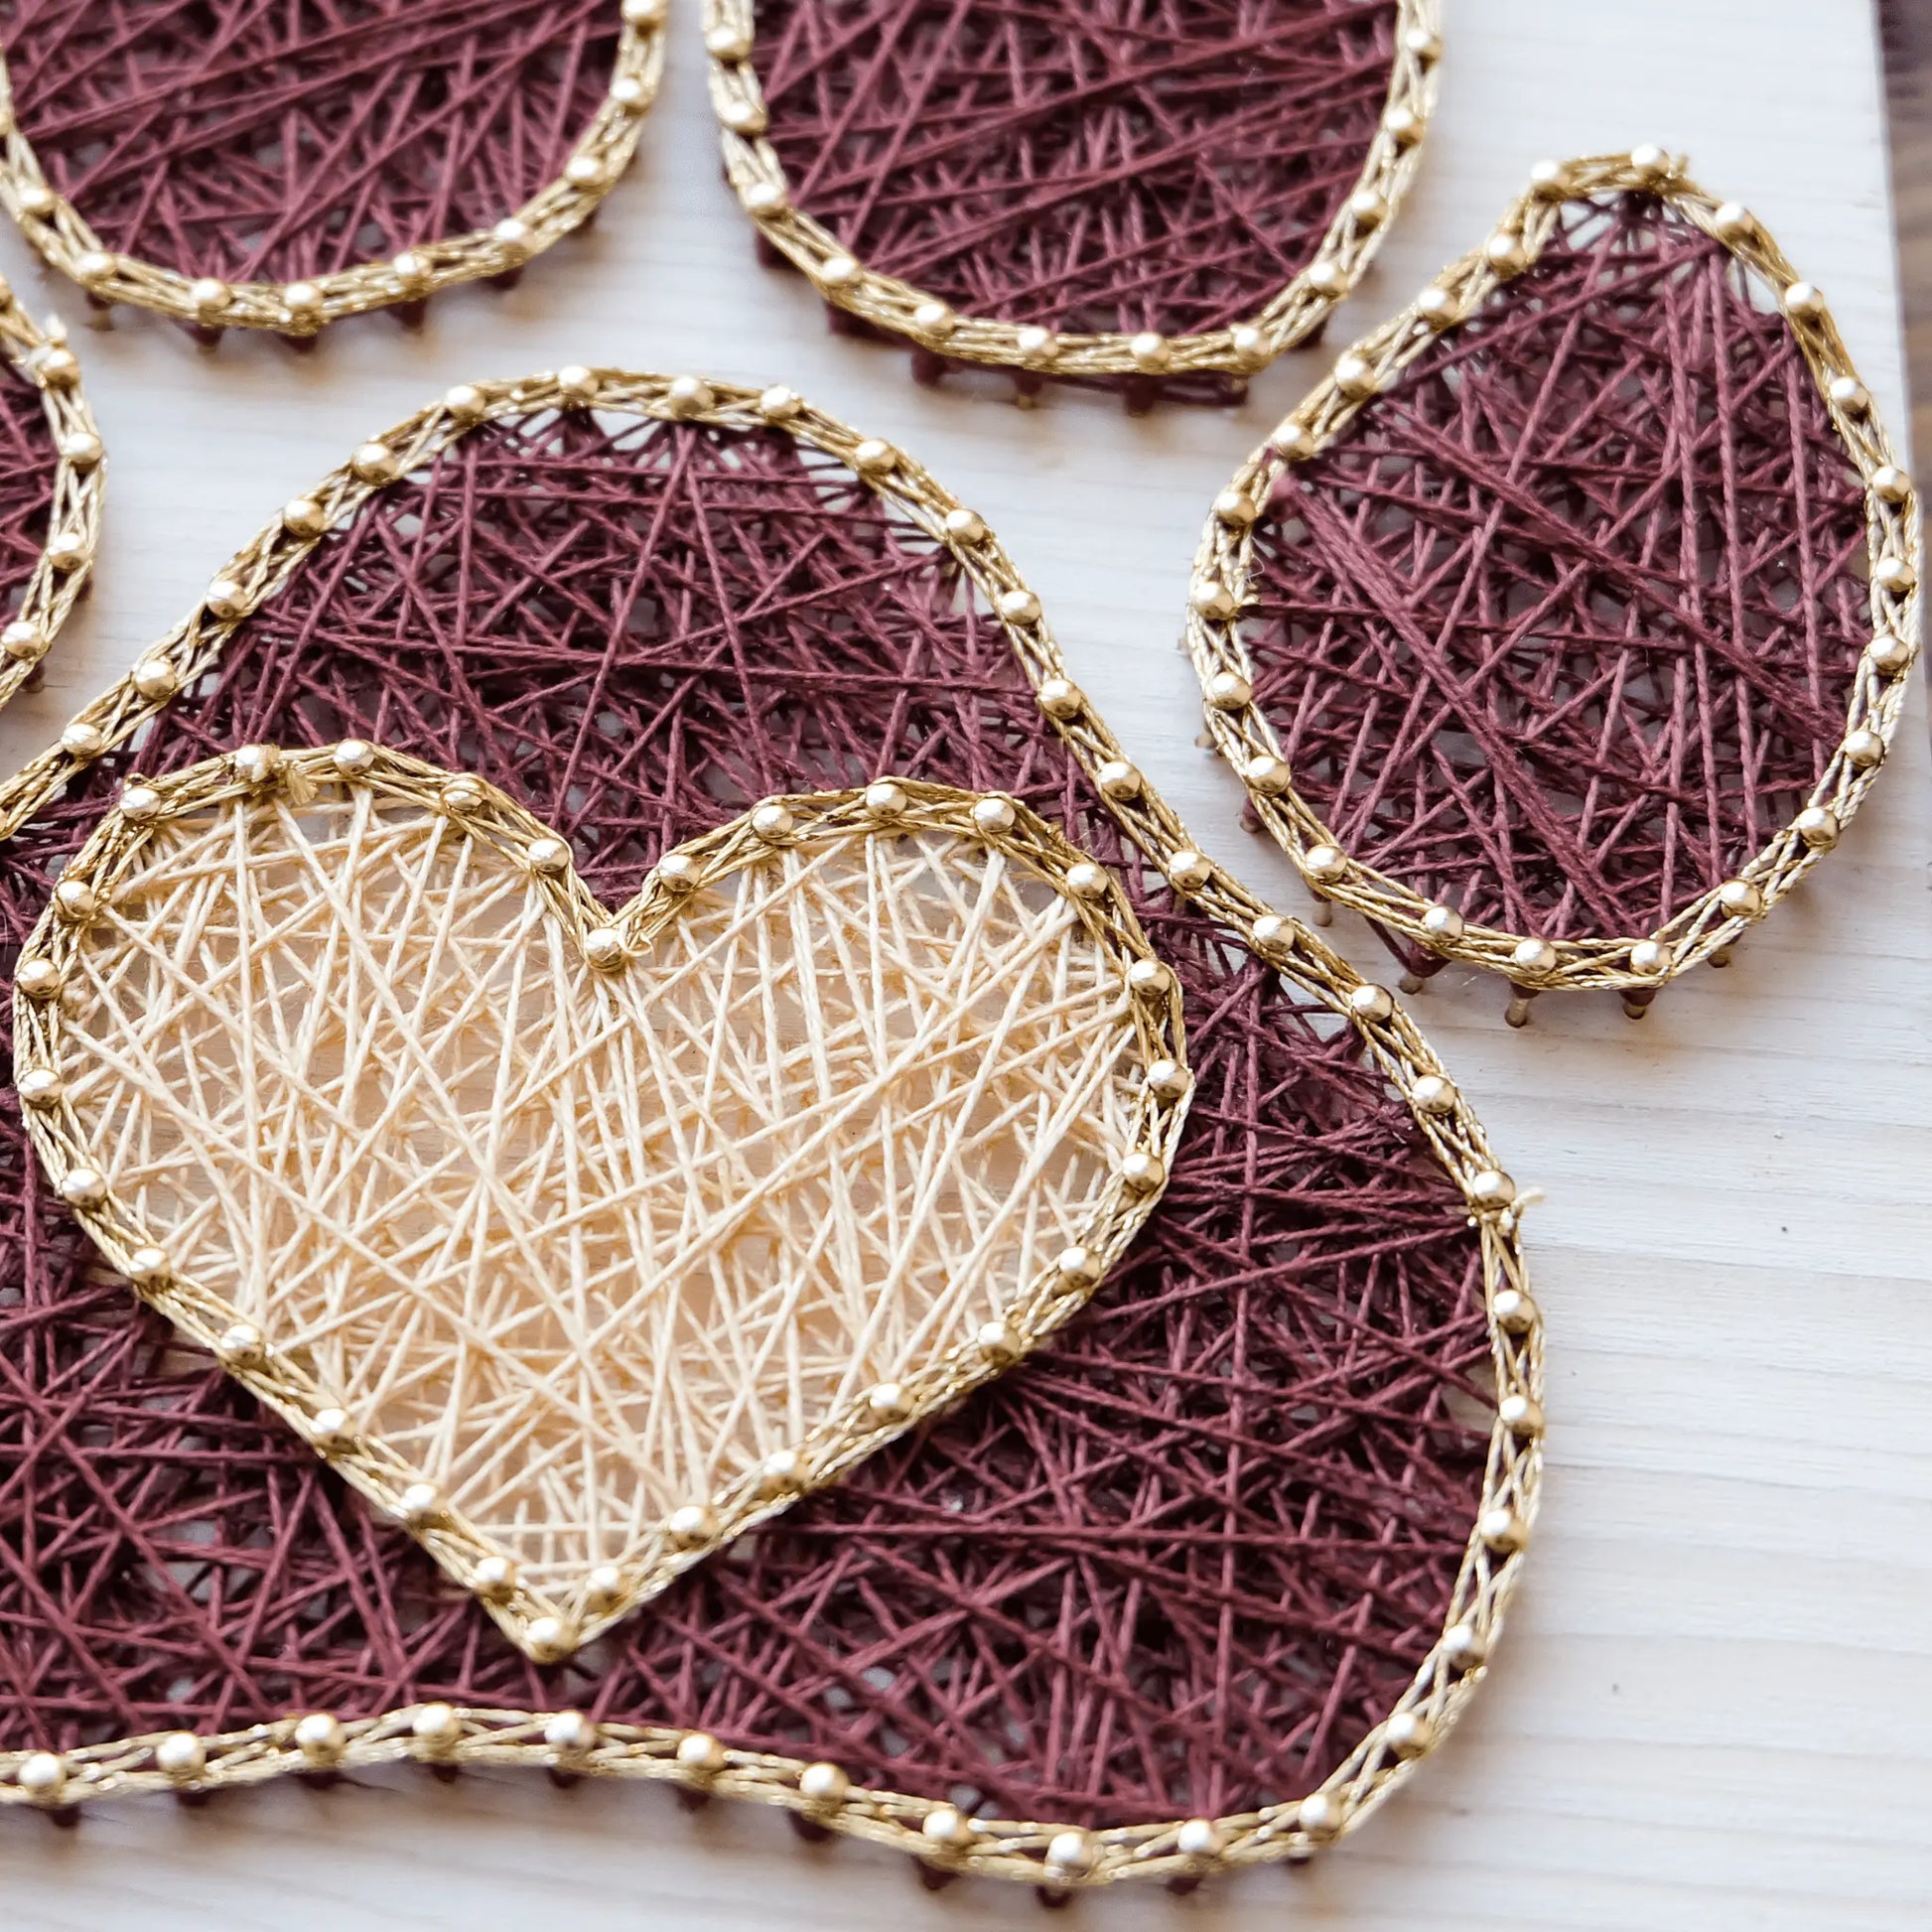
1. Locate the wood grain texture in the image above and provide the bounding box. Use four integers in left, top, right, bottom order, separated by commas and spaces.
0, 1, 1923, 1925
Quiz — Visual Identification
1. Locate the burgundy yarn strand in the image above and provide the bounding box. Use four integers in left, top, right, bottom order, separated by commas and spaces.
0, 355, 57, 622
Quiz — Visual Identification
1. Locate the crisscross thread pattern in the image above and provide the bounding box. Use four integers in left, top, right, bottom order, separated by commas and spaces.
0, 347, 55, 620
1186, 168, 1911, 987
713, 0, 1436, 378
0, 386, 1531, 1878
0, 0, 659, 328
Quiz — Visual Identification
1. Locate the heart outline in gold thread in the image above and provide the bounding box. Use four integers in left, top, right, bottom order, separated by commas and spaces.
16, 742, 1190, 1660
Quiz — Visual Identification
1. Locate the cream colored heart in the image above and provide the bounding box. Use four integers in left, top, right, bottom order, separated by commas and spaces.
16, 745, 1188, 1659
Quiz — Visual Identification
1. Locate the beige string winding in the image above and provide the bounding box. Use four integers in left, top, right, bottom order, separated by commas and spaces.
16, 747, 1189, 1659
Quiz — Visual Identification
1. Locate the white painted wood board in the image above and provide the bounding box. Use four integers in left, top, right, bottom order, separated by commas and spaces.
0, 2, 1922, 1925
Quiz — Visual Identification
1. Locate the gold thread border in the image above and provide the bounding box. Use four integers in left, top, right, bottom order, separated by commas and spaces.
0, 278, 101, 701
0, 371, 1540, 1889
0, 1, 667, 335
1184, 149, 1922, 992
706, 0, 1442, 379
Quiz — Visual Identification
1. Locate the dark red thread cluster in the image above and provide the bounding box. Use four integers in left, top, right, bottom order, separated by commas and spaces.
1239, 192, 1871, 941
4, 0, 619, 284
0, 412, 1489, 1826
0, 353, 55, 619
756, 0, 1398, 338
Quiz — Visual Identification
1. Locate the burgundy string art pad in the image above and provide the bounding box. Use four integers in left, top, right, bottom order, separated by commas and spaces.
0, 373, 1540, 1891
1185, 151, 1918, 1012
0, 0, 667, 334
710, 0, 1440, 400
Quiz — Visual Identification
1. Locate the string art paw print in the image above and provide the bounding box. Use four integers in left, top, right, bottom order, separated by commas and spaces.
1187, 150, 1916, 1022
712, 0, 1441, 402
0, 0, 667, 334
0, 374, 1537, 1889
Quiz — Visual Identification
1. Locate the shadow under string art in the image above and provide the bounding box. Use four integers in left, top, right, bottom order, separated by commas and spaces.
0, 372, 1537, 1894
